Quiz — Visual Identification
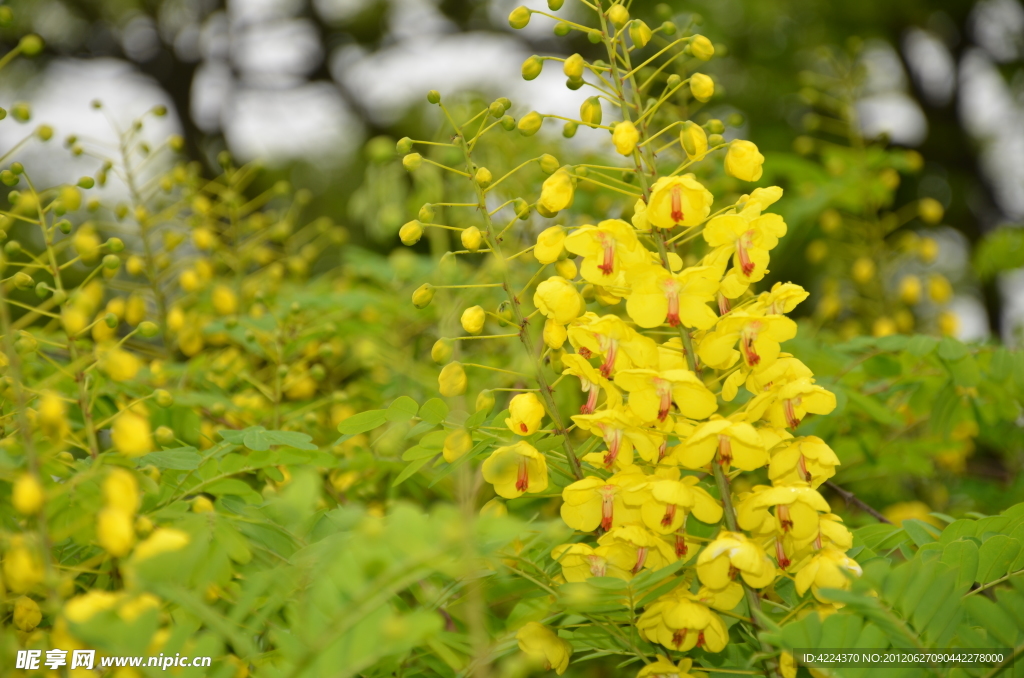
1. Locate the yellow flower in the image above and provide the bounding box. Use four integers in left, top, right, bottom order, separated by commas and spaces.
676, 416, 767, 471
112, 409, 153, 457
13, 596, 42, 631
13, 473, 44, 515
561, 353, 620, 414
598, 524, 678, 573
613, 121, 640, 156
680, 121, 708, 161
3, 536, 43, 593
794, 547, 862, 602
899, 275, 922, 305
572, 410, 661, 467
481, 441, 548, 498
626, 472, 723, 533
443, 428, 473, 462
749, 377, 837, 430
614, 368, 717, 423
567, 313, 658, 377
737, 484, 831, 542
780, 652, 797, 678
928, 273, 952, 303
535, 226, 567, 264
516, 621, 573, 675
639, 656, 703, 678
534, 276, 585, 325
565, 219, 646, 285
438, 362, 467, 397
637, 590, 728, 652
460, 305, 486, 335
65, 590, 121, 623
724, 140, 764, 181
97, 507, 136, 557
852, 257, 875, 284
697, 531, 776, 589
647, 175, 714, 228
625, 264, 719, 329
689, 73, 715, 102
703, 212, 787, 296
506, 392, 546, 436
698, 312, 797, 371
539, 169, 575, 214
103, 467, 140, 514
132, 528, 190, 562
753, 282, 809, 316
919, 237, 940, 262
768, 436, 839, 488
551, 542, 636, 581
98, 346, 143, 382
212, 285, 238, 315
690, 35, 715, 61
560, 467, 645, 532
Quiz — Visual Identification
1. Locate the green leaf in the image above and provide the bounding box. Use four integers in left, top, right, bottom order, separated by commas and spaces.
842, 388, 904, 426
902, 519, 940, 547
386, 396, 419, 422
977, 535, 1021, 584
906, 335, 938, 357
937, 337, 968, 362
401, 446, 437, 461
940, 539, 979, 588
218, 426, 316, 451
141, 447, 201, 470
392, 456, 433, 487
973, 224, 1024, 281
418, 398, 449, 425
337, 410, 388, 435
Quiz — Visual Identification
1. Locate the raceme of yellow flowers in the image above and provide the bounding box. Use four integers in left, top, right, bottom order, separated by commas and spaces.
400, 1, 861, 675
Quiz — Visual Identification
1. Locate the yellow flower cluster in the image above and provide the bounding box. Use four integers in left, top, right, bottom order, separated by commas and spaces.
398, 1, 864, 674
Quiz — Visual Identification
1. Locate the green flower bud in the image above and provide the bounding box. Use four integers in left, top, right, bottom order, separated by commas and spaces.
418, 204, 435, 223
554, 22, 570, 36
580, 96, 602, 127
77, 176, 95, 189
431, 338, 454, 364
400, 220, 423, 245
680, 120, 708, 160
548, 0, 564, 8
106, 237, 124, 252
563, 53, 584, 78
34, 282, 49, 298
396, 137, 414, 154
12, 272, 32, 290
0, 7, 12, 27
514, 198, 530, 219
566, 76, 584, 91
155, 426, 176, 447
691, 35, 715, 61
518, 111, 543, 136
138, 321, 160, 337
629, 20, 652, 48
426, 90, 441, 104
104, 312, 118, 328
562, 121, 578, 138
18, 35, 43, 56
498, 97, 511, 111
0, 170, 17, 186
488, 101, 505, 118
7, 190, 19, 205
708, 133, 724, 146
474, 166, 493, 187
475, 389, 495, 413
102, 254, 120, 270
587, 31, 602, 44
539, 154, 560, 175
522, 55, 543, 81
36, 125, 53, 141
12, 102, 30, 122
412, 283, 435, 309
508, 5, 531, 29
705, 118, 725, 134
56, 220, 71, 234
402, 153, 423, 171
500, 114, 516, 131
10, 163, 24, 175
660, 21, 677, 35
727, 112, 744, 127
4, 240, 21, 254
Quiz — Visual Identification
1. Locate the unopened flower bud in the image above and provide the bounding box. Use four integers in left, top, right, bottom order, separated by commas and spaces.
461, 226, 483, 252
103, 254, 121, 271
400, 220, 423, 246
461, 305, 486, 335
522, 55, 543, 80
18, 34, 43, 56
691, 34, 715, 60
612, 121, 639, 156
580, 97, 602, 127
919, 237, 939, 263
138, 321, 159, 337
661, 20, 677, 35
690, 73, 715, 102
852, 257, 876, 284
396, 137, 414, 154
13, 474, 44, 515
539, 154, 560, 175
402, 153, 422, 171
443, 428, 473, 462
508, 5, 531, 29
412, 283, 435, 309
919, 198, 944, 224
155, 425, 175, 446
554, 258, 577, 279
563, 53, 584, 78
12, 271, 32, 290
474, 166, 493, 187
432, 338, 454, 364
607, 3, 629, 27
629, 20, 652, 48
680, 120, 708, 161
500, 115, 515, 131
518, 111, 543, 136
553, 22, 570, 36
547, 0, 563, 8
438, 362, 467, 397
154, 389, 174, 407
899, 275, 922, 305
418, 204, 435, 223
426, 90, 441, 104
476, 389, 495, 413
562, 121, 578, 138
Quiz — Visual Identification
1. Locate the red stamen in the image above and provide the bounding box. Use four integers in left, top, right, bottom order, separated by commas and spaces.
658, 386, 672, 421
599, 238, 615, 276
601, 490, 614, 531
666, 287, 681, 327
519, 422, 528, 433
777, 504, 793, 532
672, 629, 687, 649
578, 347, 592, 359
516, 458, 530, 493
738, 230, 755, 276
599, 341, 618, 378
784, 398, 801, 429
696, 632, 706, 649
658, 440, 667, 462
718, 435, 733, 466
718, 293, 731, 316
741, 330, 760, 367
674, 534, 689, 558
775, 537, 791, 568
797, 454, 810, 482
632, 546, 648, 573
671, 185, 684, 223
661, 504, 677, 527
581, 383, 599, 414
